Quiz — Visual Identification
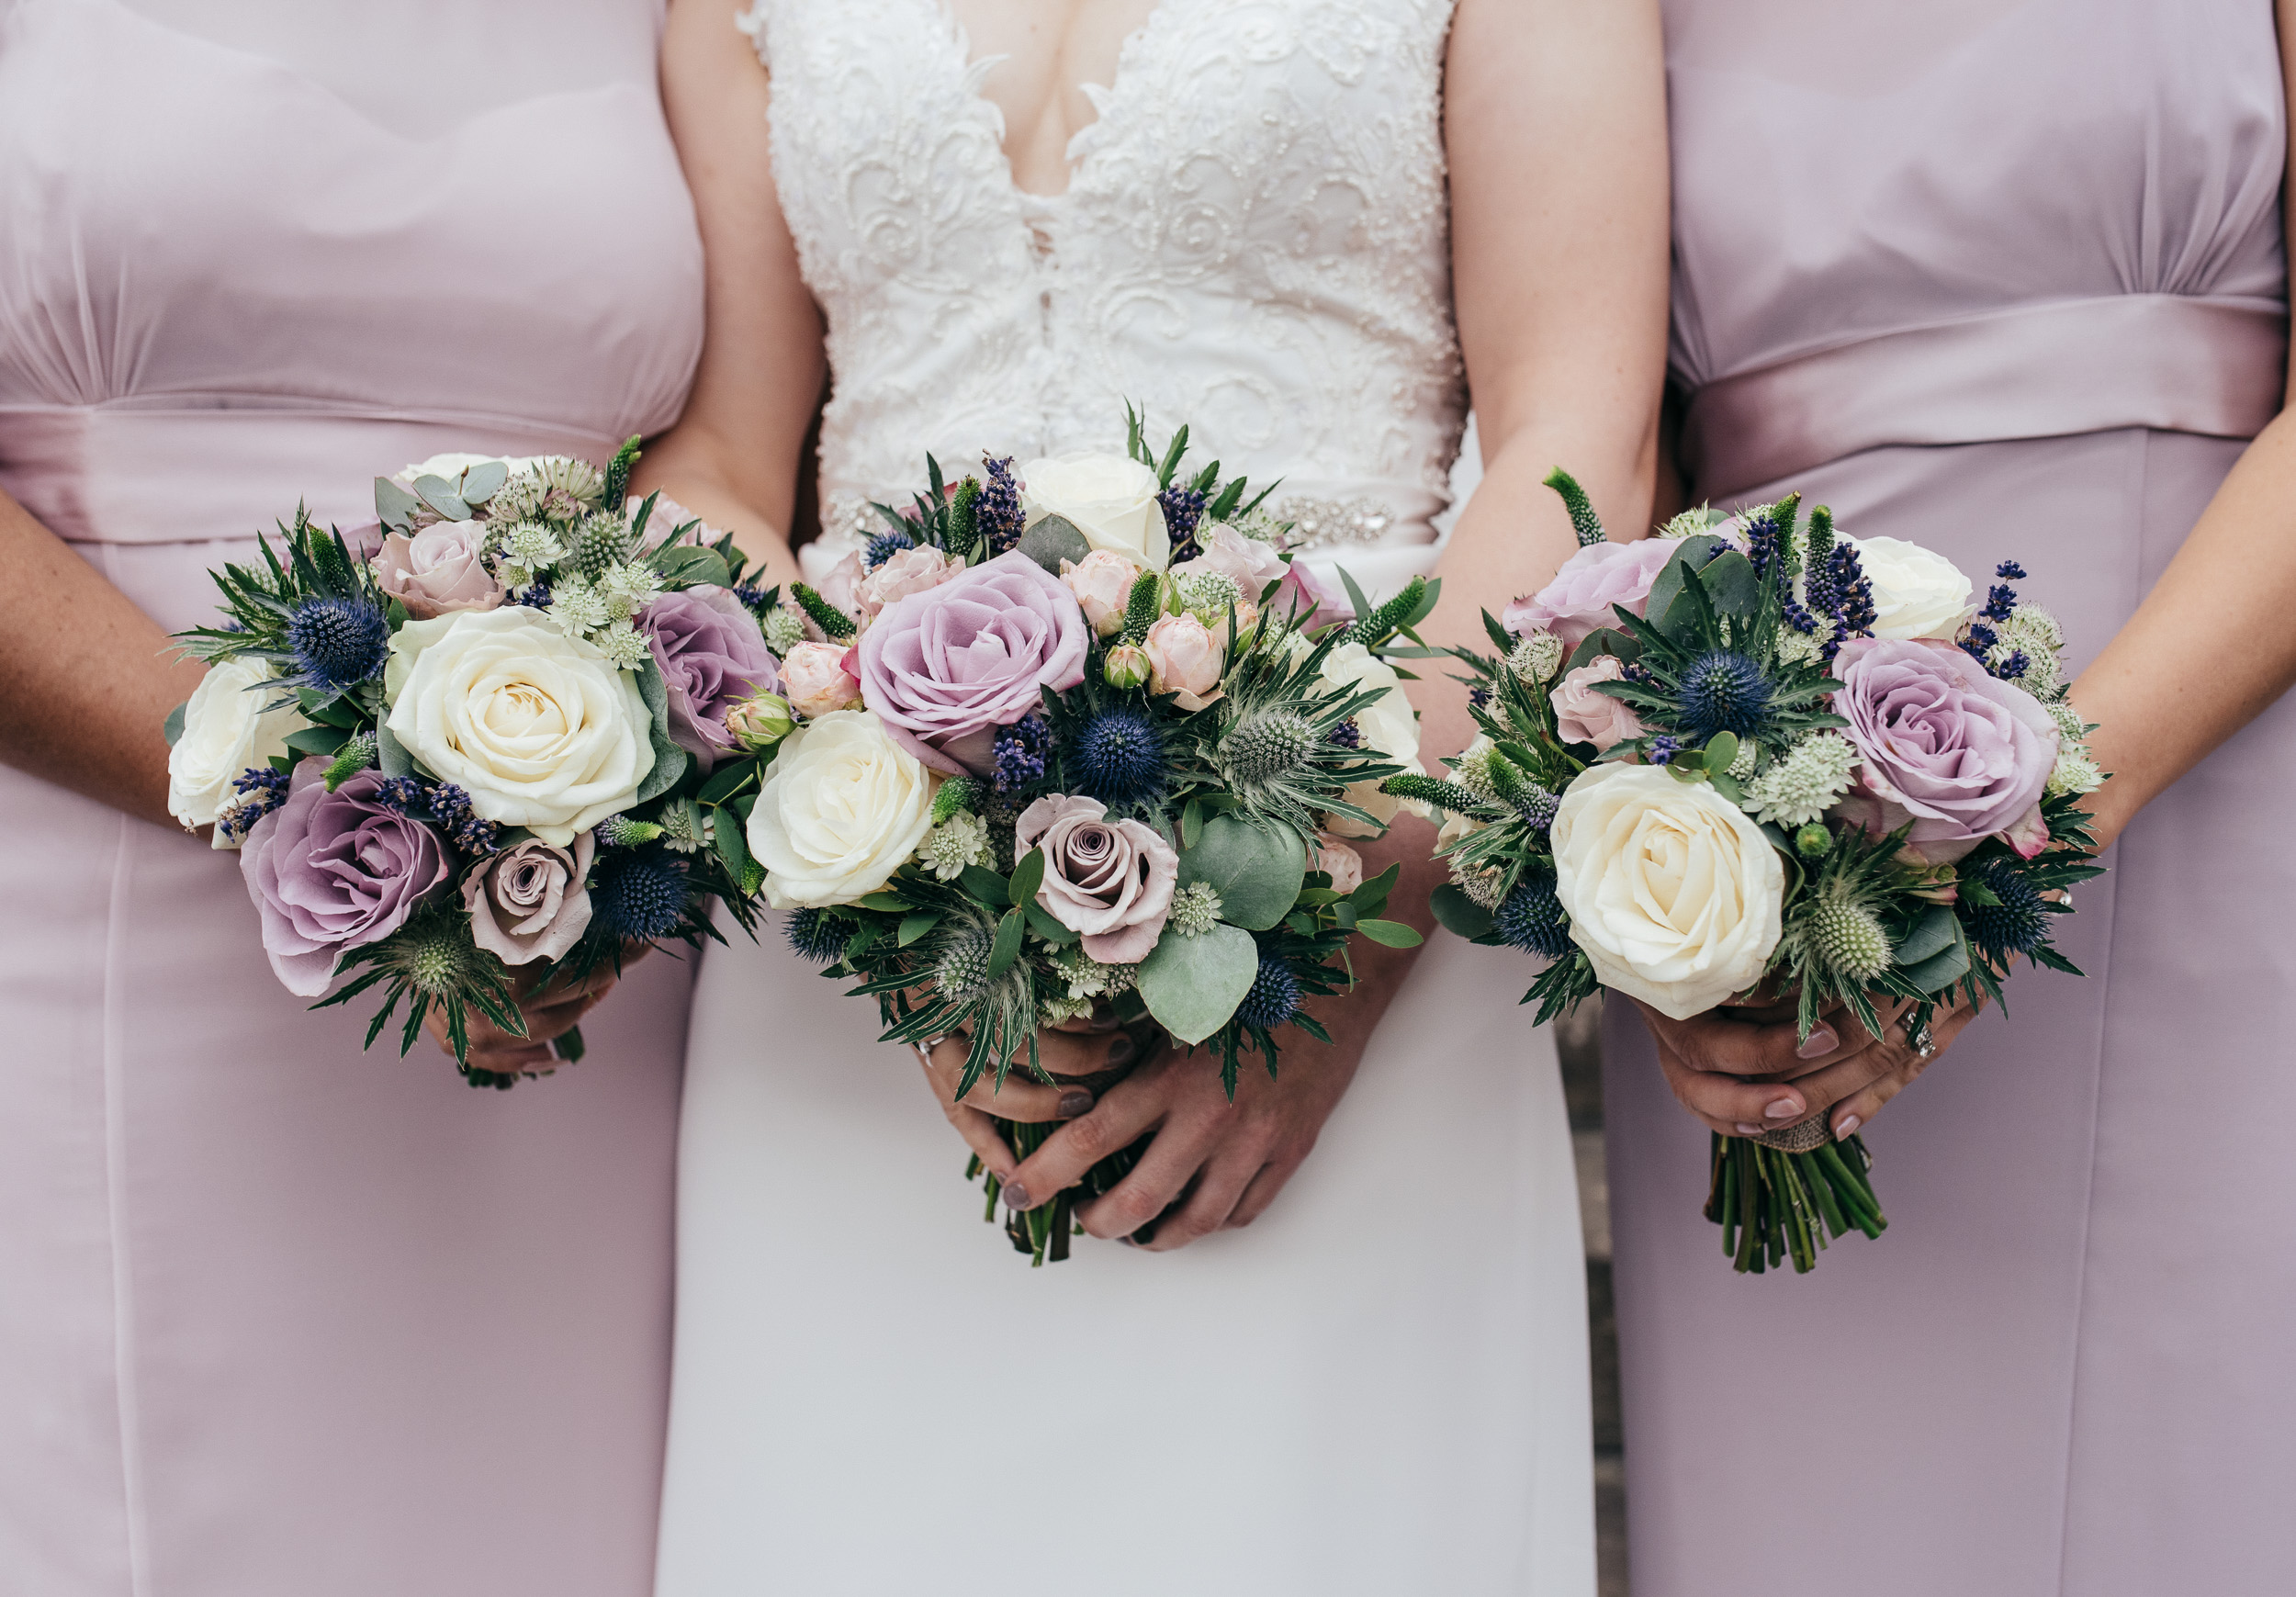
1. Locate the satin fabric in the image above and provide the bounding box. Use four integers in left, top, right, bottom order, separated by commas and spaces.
1609, 4, 2296, 1593
0, 3, 703, 1592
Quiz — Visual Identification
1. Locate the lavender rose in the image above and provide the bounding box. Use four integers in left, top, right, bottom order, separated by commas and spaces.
372, 520, 506, 619
1830, 637, 2059, 860
1502, 538, 1678, 650
462, 833, 595, 965
1016, 793, 1179, 963
857, 550, 1088, 776
641, 586, 782, 772
1550, 656, 1645, 748
242, 761, 451, 996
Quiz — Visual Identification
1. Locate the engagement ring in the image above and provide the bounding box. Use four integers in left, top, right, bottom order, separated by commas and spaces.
1906, 1018, 1937, 1061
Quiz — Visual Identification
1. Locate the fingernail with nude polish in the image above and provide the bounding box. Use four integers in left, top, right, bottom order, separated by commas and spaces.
1002, 1182, 1033, 1211
1795, 1024, 1839, 1061
1056, 1088, 1095, 1118
1764, 1097, 1802, 1119
1106, 1032, 1137, 1066
1734, 1122, 1763, 1136
1834, 1114, 1863, 1142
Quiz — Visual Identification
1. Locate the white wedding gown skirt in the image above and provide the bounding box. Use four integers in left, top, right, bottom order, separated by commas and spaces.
658, 922, 1592, 1596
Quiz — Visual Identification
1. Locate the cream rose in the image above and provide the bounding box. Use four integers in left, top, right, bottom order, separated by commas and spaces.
1316, 641, 1424, 839
748, 709, 936, 908
384, 607, 654, 846
166, 658, 306, 844
1550, 762, 1784, 1019
1844, 535, 1976, 641
1020, 452, 1170, 570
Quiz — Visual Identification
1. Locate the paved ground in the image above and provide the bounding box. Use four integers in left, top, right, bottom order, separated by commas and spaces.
1555, 1000, 1629, 1597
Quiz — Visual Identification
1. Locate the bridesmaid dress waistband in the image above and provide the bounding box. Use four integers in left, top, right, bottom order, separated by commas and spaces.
1681, 294, 2289, 503
0, 404, 623, 545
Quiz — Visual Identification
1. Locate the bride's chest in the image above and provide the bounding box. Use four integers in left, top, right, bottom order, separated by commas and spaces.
754, 0, 1458, 291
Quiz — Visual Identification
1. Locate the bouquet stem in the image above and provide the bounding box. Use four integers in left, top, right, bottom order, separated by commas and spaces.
1704, 1131, 1886, 1275
968, 1121, 1148, 1266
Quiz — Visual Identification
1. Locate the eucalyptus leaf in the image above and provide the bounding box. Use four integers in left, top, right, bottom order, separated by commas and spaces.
458, 459, 509, 505
1022, 900, 1079, 947
1429, 883, 1494, 939
1564, 626, 1643, 674
1008, 848, 1047, 908
1901, 934, 1971, 995
1892, 905, 1962, 968
713, 805, 750, 880
1354, 918, 1424, 949
1704, 731, 1739, 774
697, 758, 760, 807
411, 476, 472, 523
897, 911, 943, 947
632, 658, 688, 804
372, 476, 422, 533
163, 701, 187, 748
959, 864, 1010, 905
985, 907, 1026, 980
1176, 815, 1308, 931
377, 723, 415, 779
1137, 923, 1259, 1044
654, 545, 733, 590
284, 725, 350, 759
1643, 534, 1728, 631
1017, 514, 1090, 574
1699, 551, 1762, 617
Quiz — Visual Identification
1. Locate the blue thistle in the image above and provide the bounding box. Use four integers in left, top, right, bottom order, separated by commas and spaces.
1327, 718, 1363, 749
1068, 707, 1163, 804
1674, 650, 1772, 739
1495, 871, 1572, 960
1157, 485, 1209, 561
992, 714, 1051, 793
286, 596, 388, 693
864, 528, 917, 570
593, 850, 688, 940
785, 907, 848, 964
427, 783, 501, 856
1236, 956, 1301, 1030
977, 455, 1024, 555
1964, 858, 2048, 958
217, 766, 291, 842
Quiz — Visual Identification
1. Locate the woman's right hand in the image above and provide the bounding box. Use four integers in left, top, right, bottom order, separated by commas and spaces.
916, 1020, 1140, 1186
1631, 992, 1917, 1138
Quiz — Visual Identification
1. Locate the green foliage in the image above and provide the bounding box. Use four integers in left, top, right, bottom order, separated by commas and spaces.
1543, 467, 1607, 547
790, 582, 856, 640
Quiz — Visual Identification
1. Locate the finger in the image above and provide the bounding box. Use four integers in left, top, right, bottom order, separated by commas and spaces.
952, 1029, 1140, 1119
940, 1102, 1020, 1184
467, 1040, 556, 1074
1634, 998, 1849, 1078
1074, 1111, 1223, 1242
1000, 1070, 1174, 1218
515, 986, 610, 1042
917, 1036, 1069, 1123
1655, 1043, 1812, 1134
1139, 1147, 1264, 1251
1225, 1156, 1299, 1230
1827, 1002, 1983, 1141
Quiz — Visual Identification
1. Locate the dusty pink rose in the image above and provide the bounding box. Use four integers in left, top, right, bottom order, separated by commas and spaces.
373, 520, 506, 619
462, 833, 595, 965
1266, 558, 1353, 630
629, 492, 710, 555
1502, 538, 1678, 649
1830, 637, 2059, 860
1312, 835, 1365, 894
1061, 549, 1145, 636
1016, 793, 1179, 963
782, 641, 862, 719
857, 545, 965, 624
1550, 656, 1645, 748
1142, 612, 1223, 711
1173, 523, 1287, 595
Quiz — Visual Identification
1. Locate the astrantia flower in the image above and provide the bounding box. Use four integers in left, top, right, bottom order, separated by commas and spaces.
1508, 628, 1566, 683
287, 596, 390, 693
592, 619, 652, 671
1052, 942, 1138, 1002
2046, 743, 2104, 799
1740, 731, 1858, 827
762, 606, 806, 656
546, 576, 612, 637
1986, 604, 2065, 699
1167, 880, 1222, 937
917, 810, 992, 880
598, 561, 665, 620
1674, 650, 1773, 739
1176, 569, 1245, 629
1775, 621, 1832, 669
1236, 957, 1301, 1029
1070, 706, 1164, 805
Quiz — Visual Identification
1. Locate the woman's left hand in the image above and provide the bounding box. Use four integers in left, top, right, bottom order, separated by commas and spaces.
995, 1004, 1367, 1252
422, 948, 644, 1075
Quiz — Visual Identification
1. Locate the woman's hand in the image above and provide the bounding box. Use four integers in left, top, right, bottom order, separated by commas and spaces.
423, 948, 644, 1075
1633, 986, 1985, 1142
916, 1018, 1140, 1184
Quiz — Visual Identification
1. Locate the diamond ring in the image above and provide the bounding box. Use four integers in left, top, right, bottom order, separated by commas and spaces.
1905, 1018, 1937, 1061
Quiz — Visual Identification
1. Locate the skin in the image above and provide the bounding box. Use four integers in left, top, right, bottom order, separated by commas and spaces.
1635, 0, 2296, 1145
652, 0, 1668, 1248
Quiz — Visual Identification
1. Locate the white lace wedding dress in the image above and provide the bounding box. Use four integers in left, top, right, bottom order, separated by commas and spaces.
655, 5, 1593, 1591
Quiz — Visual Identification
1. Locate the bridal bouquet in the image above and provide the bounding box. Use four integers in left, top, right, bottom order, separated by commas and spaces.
165, 441, 779, 1085
748, 411, 1429, 1261
1396, 472, 2105, 1274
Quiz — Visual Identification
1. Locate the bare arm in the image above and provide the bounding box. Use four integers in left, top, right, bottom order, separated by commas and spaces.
997, 0, 1671, 1244
636, 0, 829, 587
0, 490, 207, 827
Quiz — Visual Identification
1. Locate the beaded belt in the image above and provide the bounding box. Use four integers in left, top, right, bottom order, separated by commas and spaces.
818, 488, 1411, 557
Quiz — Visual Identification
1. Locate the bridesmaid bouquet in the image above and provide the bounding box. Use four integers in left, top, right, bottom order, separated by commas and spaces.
164, 441, 779, 1085
1395, 472, 2105, 1274
746, 411, 1428, 1261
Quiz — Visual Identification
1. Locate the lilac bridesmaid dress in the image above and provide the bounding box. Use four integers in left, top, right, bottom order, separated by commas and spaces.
1605, 2, 2294, 1592
0, 3, 703, 1592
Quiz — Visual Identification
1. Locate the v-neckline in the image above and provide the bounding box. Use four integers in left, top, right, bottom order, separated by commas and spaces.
929, 0, 1178, 204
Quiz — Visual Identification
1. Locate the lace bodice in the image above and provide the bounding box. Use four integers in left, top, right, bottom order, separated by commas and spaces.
742, 0, 1464, 579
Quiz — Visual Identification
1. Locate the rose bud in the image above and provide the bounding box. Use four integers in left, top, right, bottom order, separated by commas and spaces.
726, 690, 796, 752
1104, 643, 1152, 690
